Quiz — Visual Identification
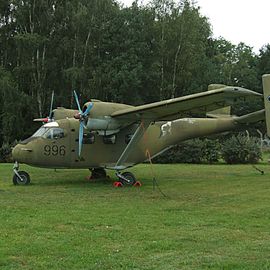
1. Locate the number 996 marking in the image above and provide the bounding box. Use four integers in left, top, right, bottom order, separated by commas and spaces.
44, 145, 66, 156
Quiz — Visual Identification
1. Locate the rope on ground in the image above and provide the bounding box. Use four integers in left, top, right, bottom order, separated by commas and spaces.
141, 120, 168, 198
145, 149, 168, 198
252, 165, 264, 175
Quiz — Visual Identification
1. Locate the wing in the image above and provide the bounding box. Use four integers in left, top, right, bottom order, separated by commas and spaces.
111, 87, 262, 122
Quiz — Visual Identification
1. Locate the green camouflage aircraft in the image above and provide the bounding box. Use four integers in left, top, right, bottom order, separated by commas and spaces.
11, 75, 270, 186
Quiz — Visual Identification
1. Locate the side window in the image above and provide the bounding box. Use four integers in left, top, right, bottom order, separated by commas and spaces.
125, 134, 133, 144
52, 128, 65, 139
45, 129, 54, 139
83, 133, 95, 144
103, 134, 116, 144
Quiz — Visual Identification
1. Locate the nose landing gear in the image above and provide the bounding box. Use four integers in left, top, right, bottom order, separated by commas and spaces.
13, 161, 31, 185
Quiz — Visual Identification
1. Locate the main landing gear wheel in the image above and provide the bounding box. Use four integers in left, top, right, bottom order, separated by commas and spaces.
13, 171, 31, 185
90, 168, 107, 179
118, 172, 136, 186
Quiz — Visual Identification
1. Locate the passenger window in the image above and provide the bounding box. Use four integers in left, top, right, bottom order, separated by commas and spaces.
83, 133, 95, 144
103, 134, 116, 144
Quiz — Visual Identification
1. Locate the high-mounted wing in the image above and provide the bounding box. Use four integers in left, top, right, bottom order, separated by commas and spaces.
111, 87, 261, 122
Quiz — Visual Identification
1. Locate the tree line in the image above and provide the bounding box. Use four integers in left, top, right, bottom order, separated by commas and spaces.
0, 0, 270, 149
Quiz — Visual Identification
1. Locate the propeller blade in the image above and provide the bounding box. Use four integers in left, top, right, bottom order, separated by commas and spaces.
83, 102, 93, 117
49, 91, 55, 119
78, 121, 84, 157
33, 91, 54, 123
73, 91, 94, 157
73, 90, 82, 114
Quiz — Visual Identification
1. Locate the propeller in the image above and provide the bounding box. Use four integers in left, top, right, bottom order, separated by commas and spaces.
48, 90, 55, 120
33, 91, 55, 123
73, 91, 93, 156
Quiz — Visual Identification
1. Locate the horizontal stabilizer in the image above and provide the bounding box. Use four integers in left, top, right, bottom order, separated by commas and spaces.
234, 109, 265, 124
207, 106, 231, 118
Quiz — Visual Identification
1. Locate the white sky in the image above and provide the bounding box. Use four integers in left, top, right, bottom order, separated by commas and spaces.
120, 0, 270, 53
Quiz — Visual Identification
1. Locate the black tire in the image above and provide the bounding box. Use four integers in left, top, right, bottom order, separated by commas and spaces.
119, 172, 136, 186
13, 171, 30, 185
91, 168, 107, 179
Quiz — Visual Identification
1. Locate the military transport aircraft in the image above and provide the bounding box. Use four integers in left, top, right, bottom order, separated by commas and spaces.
11, 75, 270, 186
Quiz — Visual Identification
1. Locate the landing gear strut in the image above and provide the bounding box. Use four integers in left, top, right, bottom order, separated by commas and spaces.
13, 161, 31, 185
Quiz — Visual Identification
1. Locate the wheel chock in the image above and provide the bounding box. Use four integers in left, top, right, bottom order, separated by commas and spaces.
86, 175, 96, 181
133, 181, 142, 187
113, 181, 123, 187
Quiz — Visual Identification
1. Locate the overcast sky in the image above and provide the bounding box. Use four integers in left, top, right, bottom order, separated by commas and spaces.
120, 0, 270, 53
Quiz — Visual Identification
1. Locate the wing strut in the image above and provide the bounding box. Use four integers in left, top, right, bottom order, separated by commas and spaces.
114, 120, 151, 170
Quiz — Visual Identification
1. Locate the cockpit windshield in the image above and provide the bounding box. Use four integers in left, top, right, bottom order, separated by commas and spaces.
32, 126, 65, 140
32, 127, 49, 138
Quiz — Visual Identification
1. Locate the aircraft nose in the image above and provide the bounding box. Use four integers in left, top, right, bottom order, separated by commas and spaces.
12, 144, 33, 163
12, 144, 22, 162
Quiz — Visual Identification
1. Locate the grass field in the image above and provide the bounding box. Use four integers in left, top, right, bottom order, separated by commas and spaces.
1, 163, 270, 269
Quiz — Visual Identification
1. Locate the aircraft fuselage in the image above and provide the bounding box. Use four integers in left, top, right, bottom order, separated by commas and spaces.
12, 116, 237, 170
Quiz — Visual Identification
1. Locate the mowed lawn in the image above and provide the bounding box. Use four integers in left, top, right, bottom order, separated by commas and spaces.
1, 163, 270, 269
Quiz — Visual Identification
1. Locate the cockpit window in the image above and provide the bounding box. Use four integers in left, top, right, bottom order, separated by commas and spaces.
45, 128, 65, 139
32, 127, 65, 139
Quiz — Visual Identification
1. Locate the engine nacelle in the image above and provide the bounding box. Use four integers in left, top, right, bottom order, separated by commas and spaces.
85, 117, 121, 132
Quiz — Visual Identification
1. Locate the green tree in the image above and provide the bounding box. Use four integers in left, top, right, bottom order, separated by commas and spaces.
150, 0, 212, 99
221, 134, 262, 164
94, 2, 157, 104
257, 44, 270, 79
0, 0, 265, 150
0, 67, 35, 145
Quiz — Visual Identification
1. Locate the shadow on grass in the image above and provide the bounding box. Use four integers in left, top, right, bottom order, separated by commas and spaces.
34, 177, 114, 187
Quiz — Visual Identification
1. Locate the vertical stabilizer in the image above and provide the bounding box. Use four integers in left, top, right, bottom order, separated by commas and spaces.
263, 74, 270, 136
